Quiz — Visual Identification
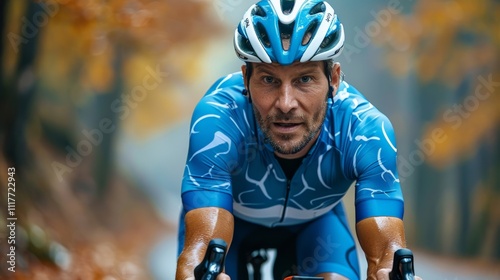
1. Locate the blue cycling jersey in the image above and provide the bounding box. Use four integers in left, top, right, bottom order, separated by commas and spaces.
181, 71, 404, 227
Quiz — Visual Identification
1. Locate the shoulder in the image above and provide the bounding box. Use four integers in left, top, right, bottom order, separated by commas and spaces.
189, 72, 253, 137
203, 72, 245, 100
329, 82, 399, 181
332, 82, 371, 112
329, 81, 397, 155
191, 71, 249, 117
331, 81, 390, 126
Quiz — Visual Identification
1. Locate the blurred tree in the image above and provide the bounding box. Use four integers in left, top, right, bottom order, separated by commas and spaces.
0, 0, 225, 278
376, 0, 500, 260
1, 0, 42, 168
0, 0, 6, 81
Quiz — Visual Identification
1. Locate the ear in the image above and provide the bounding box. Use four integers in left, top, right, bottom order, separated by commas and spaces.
330, 62, 341, 94
241, 64, 248, 91
241, 64, 252, 101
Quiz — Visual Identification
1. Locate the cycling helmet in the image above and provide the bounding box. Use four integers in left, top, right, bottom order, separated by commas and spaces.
234, 0, 345, 65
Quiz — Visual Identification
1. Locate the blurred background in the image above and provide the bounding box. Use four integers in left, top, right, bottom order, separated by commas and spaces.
0, 0, 498, 279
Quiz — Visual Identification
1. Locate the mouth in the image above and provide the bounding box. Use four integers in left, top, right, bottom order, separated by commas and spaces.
274, 122, 299, 127
272, 122, 302, 132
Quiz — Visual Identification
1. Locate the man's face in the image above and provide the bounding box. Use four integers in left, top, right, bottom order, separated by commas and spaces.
244, 61, 334, 159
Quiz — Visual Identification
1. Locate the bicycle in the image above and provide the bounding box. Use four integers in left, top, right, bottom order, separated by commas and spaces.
195, 239, 415, 280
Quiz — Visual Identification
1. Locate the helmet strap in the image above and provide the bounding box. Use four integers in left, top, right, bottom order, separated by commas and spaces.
328, 85, 334, 99
324, 60, 334, 99
244, 63, 254, 103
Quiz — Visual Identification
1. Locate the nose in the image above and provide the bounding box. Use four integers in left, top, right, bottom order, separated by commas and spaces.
275, 83, 298, 113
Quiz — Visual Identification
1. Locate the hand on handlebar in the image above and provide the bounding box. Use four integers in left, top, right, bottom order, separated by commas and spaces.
182, 276, 230, 280
194, 241, 423, 280
387, 248, 422, 280
194, 239, 228, 280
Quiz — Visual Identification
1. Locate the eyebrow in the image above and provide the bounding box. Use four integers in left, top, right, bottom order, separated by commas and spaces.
253, 64, 322, 75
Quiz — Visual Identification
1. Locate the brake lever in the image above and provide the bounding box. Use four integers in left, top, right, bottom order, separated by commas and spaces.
194, 239, 227, 280
389, 248, 415, 280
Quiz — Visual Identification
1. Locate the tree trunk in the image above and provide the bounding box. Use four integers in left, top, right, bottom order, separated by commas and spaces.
2, 1, 43, 169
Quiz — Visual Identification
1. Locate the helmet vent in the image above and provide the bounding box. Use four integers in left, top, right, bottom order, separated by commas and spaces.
279, 21, 295, 50
238, 35, 255, 55
320, 30, 339, 49
281, 0, 295, 15
302, 21, 318, 46
252, 5, 266, 17
309, 2, 325, 15
256, 22, 271, 47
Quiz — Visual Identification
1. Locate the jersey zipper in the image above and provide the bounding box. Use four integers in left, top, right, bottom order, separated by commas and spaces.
278, 179, 292, 224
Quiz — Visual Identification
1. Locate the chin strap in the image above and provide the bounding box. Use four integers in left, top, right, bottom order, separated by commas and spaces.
243, 88, 252, 103
328, 85, 334, 99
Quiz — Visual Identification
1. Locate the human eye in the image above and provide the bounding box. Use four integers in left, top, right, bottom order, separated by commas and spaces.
262, 75, 276, 84
298, 76, 313, 83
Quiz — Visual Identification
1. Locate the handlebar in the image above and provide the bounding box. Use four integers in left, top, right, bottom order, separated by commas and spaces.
389, 248, 415, 280
194, 240, 415, 280
194, 238, 228, 280
283, 277, 324, 279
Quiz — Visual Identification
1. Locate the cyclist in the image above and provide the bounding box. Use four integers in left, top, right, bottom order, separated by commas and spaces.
176, 0, 419, 279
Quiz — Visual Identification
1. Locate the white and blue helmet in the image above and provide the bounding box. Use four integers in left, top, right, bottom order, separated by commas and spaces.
234, 0, 345, 65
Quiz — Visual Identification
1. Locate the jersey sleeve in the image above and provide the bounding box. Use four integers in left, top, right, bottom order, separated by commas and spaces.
181, 75, 245, 213
337, 88, 404, 222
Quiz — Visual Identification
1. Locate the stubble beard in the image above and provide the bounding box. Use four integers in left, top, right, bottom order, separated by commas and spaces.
254, 103, 327, 155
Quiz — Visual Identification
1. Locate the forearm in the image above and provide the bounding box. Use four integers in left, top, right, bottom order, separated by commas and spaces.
176, 207, 234, 280
356, 216, 406, 279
